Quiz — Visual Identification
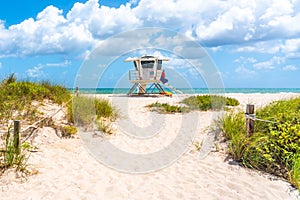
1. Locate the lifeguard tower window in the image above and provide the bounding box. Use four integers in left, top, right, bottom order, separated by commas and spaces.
141, 61, 154, 68
157, 60, 162, 70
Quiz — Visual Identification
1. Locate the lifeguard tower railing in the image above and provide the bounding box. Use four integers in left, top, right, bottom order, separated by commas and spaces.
129, 70, 163, 82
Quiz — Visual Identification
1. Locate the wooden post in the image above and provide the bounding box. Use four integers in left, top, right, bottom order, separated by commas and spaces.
246, 104, 255, 137
13, 120, 21, 155
75, 86, 79, 97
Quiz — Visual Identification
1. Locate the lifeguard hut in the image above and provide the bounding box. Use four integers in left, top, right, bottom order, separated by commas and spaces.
125, 55, 173, 96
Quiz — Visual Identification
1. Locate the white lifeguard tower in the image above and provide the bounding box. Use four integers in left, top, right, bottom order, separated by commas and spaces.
125, 55, 173, 96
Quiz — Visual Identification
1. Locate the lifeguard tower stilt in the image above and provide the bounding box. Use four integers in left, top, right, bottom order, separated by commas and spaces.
125, 55, 174, 96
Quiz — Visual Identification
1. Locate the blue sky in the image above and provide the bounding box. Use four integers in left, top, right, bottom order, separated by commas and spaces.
0, 0, 300, 88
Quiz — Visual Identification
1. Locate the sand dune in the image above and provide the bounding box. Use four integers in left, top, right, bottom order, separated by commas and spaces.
1, 93, 299, 199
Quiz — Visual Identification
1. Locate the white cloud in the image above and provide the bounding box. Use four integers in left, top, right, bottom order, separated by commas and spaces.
67, 0, 140, 38
259, 0, 293, 20
0, 0, 300, 58
0, 0, 140, 57
254, 56, 285, 70
26, 60, 72, 77
236, 40, 283, 54
0, 62, 2, 69
234, 56, 257, 64
195, 6, 255, 44
248, 57, 257, 63
129, 0, 139, 6
283, 39, 300, 52
46, 60, 71, 67
27, 64, 45, 78
167, 57, 191, 70
235, 66, 256, 76
0, 5, 95, 57
282, 65, 298, 71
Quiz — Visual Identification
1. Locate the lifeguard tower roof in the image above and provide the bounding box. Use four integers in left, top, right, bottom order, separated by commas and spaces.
124, 55, 169, 63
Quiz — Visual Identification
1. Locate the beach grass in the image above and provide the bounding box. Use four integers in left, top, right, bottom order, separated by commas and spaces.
288, 154, 300, 190
70, 95, 118, 134
146, 102, 188, 113
0, 129, 30, 174
0, 74, 74, 174
0, 74, 71, 124
219, 97, 300, 190
182, 95, 239, 111
219, 111, 248, 161
147, 95, 240, 113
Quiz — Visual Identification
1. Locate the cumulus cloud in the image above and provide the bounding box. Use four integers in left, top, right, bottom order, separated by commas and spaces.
0, 0, 300, 58
281, 38, 300, 58
67, 0, 140, 38
235, 66, 256, 76
283, 39, 300, 52
234, 56, 257, 64
26, 60, 72, 78
282, 65, 298, 71
236, 40, 283, 54
27, 64, 45, 78
0, 0, 140, 57
196, 6, 255, 45
0, 5, 95, 57
46, 60, 72, 67
254, 56, 285, 70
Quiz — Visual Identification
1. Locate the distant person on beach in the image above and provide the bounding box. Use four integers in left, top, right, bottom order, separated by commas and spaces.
160, 70, 168, 84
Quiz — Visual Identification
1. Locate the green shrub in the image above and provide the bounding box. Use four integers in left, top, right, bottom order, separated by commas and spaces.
0, 75, 73, 174
0, 75, 72, 124
182, 95, 239, 111
243, 98, 300, 178
243, 121, 300, 177
146, 102, 188, 113
147, 95, 239, 114
40, 81, 70, 104
60, 125, 78, 137
225, 97, 240, 106
220, 97, 300, 190
0, 76, 71, 104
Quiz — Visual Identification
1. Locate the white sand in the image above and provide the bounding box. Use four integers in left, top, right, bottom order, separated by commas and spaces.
1, 93, 300, 200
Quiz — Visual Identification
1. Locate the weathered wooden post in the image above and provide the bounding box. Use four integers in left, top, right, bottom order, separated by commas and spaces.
246, 104, 255, 137
75, 86, 79, 97
13, 120, 21, 154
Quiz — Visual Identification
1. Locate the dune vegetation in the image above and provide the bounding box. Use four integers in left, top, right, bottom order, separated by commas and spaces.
69, 95, 118, 134
147, 95, 240, 113
0, 74, 73, 174
182, 95, 239, 111
146, 102, 188, 113
0, 74, 117, 174
219, 97, 300, 190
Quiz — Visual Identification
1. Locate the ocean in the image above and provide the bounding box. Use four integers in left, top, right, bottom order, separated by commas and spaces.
72, 88, 300, 94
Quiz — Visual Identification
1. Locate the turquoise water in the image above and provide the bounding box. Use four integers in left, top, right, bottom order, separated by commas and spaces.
71, 88, 300, 94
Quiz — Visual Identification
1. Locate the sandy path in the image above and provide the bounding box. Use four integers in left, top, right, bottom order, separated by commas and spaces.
1, 93, 299, 199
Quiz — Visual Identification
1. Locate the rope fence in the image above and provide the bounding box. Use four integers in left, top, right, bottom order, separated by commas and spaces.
244, 104, 281, 136
245, 113, 277, 124
21, 97, 73, 133
0, 97, 74, 152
